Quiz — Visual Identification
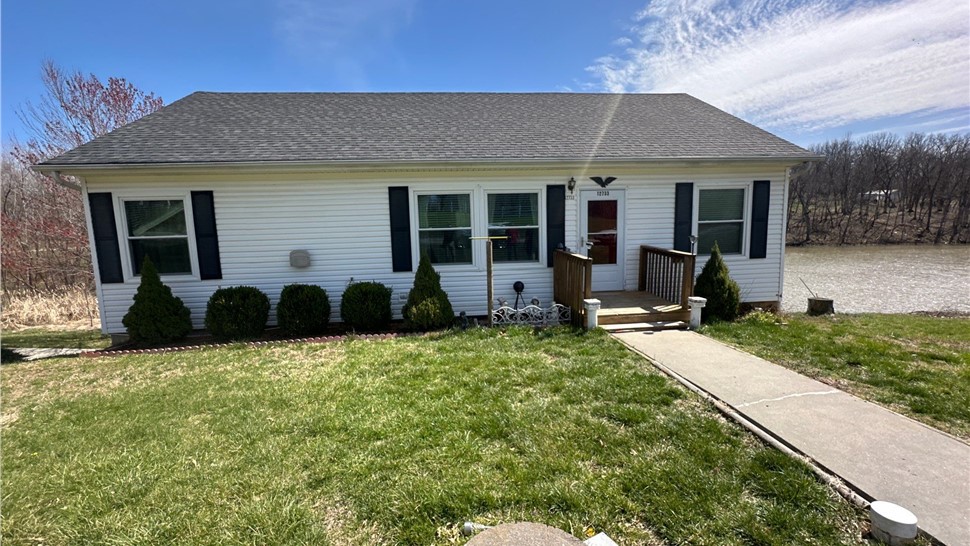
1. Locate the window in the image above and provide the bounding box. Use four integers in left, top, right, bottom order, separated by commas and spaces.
697, 188, 745, 255
417, 194, 472, 264
123, 199, 192, 274
488, 193, 539, 262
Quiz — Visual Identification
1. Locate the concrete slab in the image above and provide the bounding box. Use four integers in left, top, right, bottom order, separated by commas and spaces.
12, 348, 86, 361
613, 330, 970, 546
466, 522, 583, 545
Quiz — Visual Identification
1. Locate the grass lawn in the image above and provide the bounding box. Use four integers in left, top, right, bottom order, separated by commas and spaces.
2, 328, 872, 545
1, 328, 110, 350
702, 313, 970, 440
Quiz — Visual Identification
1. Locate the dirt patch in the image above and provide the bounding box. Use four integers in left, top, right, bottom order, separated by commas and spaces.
312, 499, 390, 545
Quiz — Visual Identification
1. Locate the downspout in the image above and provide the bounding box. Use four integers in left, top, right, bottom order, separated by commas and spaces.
778, 167, 791, 309
49, 171, 82, 191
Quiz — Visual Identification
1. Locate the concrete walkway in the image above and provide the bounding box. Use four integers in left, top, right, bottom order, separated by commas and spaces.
613, 330, 970, 546
10, 348, 87, 361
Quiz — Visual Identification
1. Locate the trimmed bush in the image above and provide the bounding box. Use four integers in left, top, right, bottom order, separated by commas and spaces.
277, 284, 331, 336
402, 254, 454, 331
694, 241, 741, 322
340, 281, 392, 332
205, 286, 270, 340
122, 257, 192, 344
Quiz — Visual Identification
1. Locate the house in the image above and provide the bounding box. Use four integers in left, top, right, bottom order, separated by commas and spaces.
35, 92, 816, 339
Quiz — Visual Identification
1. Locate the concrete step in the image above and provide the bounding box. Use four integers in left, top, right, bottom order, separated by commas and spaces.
600, 321, 688, 332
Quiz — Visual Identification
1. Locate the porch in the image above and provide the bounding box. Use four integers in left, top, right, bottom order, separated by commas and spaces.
595, 290, 690, 326
553, 245, 695, 329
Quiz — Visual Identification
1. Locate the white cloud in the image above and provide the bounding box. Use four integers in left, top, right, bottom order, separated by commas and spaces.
274, 0, 415, 78
589, 0, 970, 134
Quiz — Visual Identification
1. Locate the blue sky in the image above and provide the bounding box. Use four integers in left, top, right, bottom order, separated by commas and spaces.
2, 0, 968, 149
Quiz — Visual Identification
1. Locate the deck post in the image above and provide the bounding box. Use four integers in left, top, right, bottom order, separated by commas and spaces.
486, 240, 493, 326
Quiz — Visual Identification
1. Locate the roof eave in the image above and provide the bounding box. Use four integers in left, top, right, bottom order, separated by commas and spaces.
33, 155, 823, 175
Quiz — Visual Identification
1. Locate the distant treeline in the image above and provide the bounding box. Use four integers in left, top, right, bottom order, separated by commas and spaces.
788, 133, 970, 245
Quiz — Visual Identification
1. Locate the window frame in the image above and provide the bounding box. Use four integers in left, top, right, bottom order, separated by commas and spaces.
693, 183, 751, 257
411, 190, 476, 269
114, 192, 200, 281
485, 190, 542, 264
408, 187, 548, 270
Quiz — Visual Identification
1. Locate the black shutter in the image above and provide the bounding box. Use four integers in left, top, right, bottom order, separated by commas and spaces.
546, 185, 566, 267
191, 191, 222, 279
388, 186, 413, 272
750, 180, 770, 259
88, 192, 124, 284
674, 182, 693, 252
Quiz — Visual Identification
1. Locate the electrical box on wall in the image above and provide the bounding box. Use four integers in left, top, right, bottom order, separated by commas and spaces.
289, 250, 311, 268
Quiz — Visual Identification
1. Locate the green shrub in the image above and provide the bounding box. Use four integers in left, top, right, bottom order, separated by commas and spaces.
740, 309, 782, 325
205, 286, 270, 340
122, 257, 192, 344
694, 241, 741, 322
402, 254, 454, 331
340, 281, 392, 332
277, 284, 331, 336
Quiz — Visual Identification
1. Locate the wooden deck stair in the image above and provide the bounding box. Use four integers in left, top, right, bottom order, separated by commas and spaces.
595, 290, 690, 330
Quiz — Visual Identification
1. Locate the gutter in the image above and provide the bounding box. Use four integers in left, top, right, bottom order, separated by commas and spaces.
32, 155, 824, 176
48, 171, 82, 191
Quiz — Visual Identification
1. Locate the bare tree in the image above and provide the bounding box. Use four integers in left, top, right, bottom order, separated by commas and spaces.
2, 61, 163, 291
787, 133, 970, 246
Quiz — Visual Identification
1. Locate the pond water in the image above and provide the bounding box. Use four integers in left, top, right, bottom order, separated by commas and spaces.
782, 245, 970, 314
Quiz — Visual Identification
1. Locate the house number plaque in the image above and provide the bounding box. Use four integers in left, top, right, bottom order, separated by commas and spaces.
597, 190, 610, 196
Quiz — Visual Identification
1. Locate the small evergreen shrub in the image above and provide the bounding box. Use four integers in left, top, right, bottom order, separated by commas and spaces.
122, 257, 192, 344
402, 254, 454, 331
277, 284, 331, 336
694, 242, 742, 322
406, 299, 446, 332
205, 286, 270, 340
340, 281, 392, 332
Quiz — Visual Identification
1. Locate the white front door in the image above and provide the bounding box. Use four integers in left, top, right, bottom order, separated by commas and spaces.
580, 189, 625, 292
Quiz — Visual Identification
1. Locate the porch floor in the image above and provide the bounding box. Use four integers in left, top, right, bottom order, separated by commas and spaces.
595, 291, 690, 326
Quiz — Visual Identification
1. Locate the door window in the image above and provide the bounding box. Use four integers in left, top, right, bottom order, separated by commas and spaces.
586, 200, 618, 264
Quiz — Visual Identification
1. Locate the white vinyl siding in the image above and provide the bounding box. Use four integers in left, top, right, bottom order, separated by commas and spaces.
85, 167, 790, 334
88, 176, 559, 334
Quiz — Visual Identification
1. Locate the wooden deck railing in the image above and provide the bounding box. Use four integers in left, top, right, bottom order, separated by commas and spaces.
638, 245, 696, 308
553, 250, 592, 325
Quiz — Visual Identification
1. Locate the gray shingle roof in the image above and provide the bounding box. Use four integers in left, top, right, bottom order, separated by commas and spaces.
38, 92, 813, 167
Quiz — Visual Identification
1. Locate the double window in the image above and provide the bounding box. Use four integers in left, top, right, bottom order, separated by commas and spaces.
415, 191, 542, 266
697, 188, 745, 255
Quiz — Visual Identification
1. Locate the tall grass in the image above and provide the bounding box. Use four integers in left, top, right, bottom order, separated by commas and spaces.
1, 285, 99, 329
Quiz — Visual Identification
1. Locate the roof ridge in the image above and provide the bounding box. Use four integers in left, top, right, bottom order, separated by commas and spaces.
187, 91, 693, 97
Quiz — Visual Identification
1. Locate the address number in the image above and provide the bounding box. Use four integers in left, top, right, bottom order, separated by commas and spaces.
597, 190, 610, 196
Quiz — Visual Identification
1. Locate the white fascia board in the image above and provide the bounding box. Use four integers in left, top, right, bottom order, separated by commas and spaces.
33, 156, 821, 178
